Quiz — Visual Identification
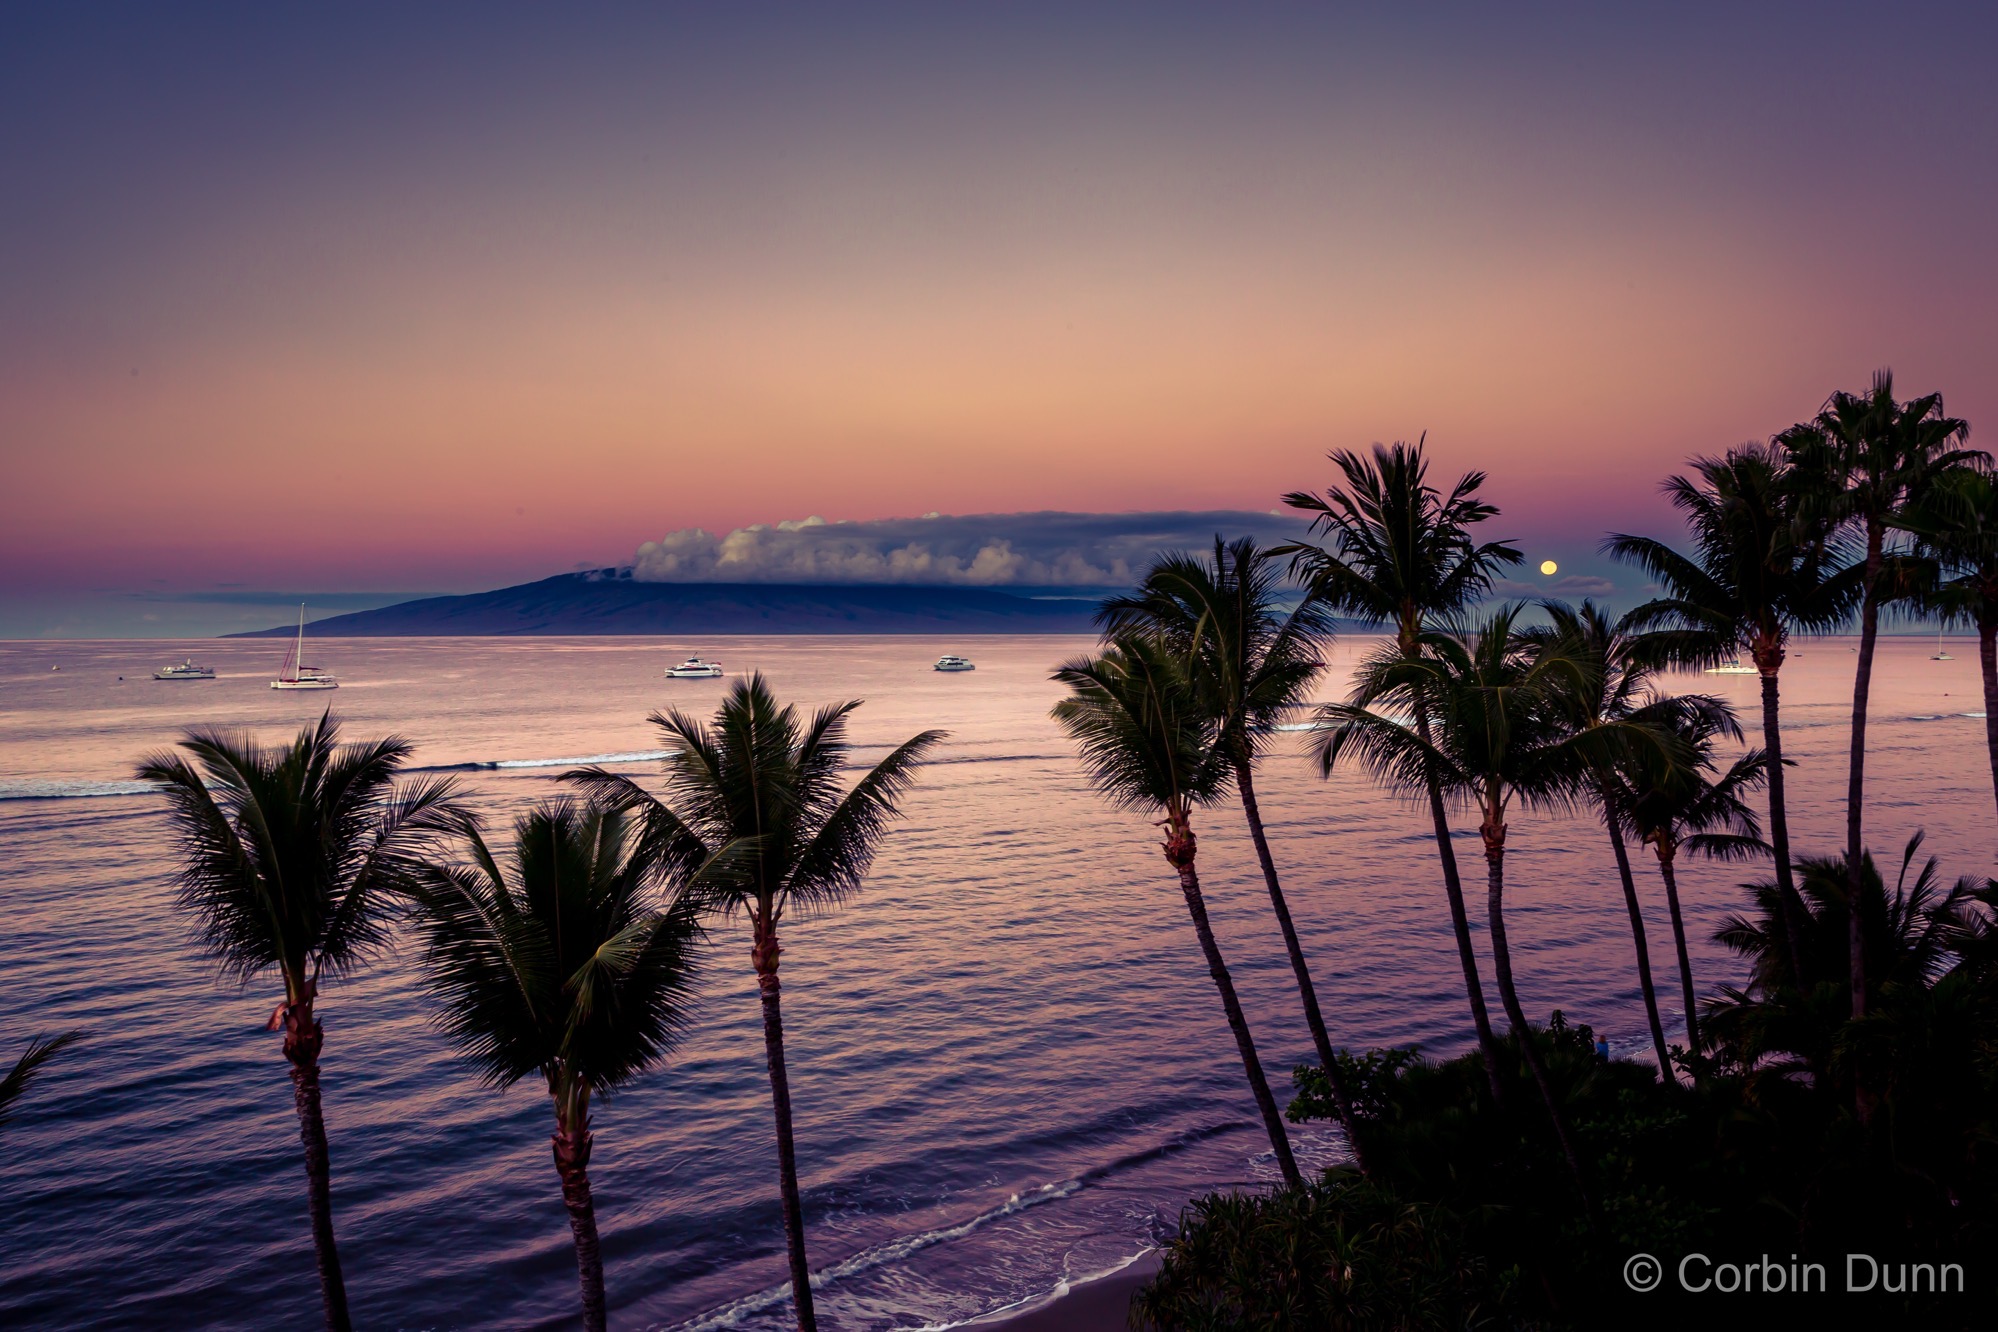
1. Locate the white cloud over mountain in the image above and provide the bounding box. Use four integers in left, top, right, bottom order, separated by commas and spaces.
631, 510, 1308, 586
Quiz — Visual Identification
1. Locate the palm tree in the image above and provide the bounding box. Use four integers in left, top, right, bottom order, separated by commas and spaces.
1282, 439, 1523, 1095
405, 801, 703, 1332
1606, 443, 1855, 985
569, 676, 942, 1332
1614, 712, 1766, 1054
1782, 371, 1978, 1021
1705, 835, 1982, 1084
1897, 463, 1998, 823
1527, 600, 1726, 1081
0, 1032, 79, 1142
1315, 606, 1643, 1207
136, 714, 462, 1332
1053, 634, 1303, 1186
1097, 537, 1368, 1169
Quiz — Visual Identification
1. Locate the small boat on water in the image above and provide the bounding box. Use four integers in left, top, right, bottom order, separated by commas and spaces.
154, 659, 216, 681
665, 656, 724, 679
271, 605, 338, 690
933, 655, 975, 672
1933, 629, 1953, 661
1704, 660, 1758, 675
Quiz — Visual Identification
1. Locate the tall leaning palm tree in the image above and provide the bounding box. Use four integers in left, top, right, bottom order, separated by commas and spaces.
1317, 607, 1637, 1208
1607, 443, 1855, 985
137, 714, 462, 1332
1097, 538, 1368, 1169
1899, 463, 1998, 822
570, 676, 942, 1332
1527, 600, 1729, 1080
1783, 371, 1977, 1021
1282, 439, 1523, 1095
1053, 633, 1303, 1187
406, 801, 703, 1332
1614, 712, 1766, 1055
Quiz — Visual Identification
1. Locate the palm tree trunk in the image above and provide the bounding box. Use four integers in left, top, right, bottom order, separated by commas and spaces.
753, 917, 818, 1332
1233, 759, 1367, 1173
1654, 846, 1700, 1053
1164, 824, 1302, 1187
1982, 619, 1998, 826
1754, 658, 1808, 983
553, 1111, 607, 1332
1600, 785, 1672, 1082
1480, 826, 1592, 1214
283, 1011, 352, 1332
1846, 531, 1883, 1023
1413, 709, 1504, 1101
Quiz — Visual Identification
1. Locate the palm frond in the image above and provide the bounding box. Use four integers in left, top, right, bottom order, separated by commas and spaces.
0, 1031, 80, 1133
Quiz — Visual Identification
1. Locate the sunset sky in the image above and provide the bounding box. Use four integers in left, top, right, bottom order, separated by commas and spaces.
5, 3, 1995, 635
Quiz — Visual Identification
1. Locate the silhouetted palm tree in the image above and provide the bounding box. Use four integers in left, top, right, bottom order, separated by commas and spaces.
570, 676, 942, 1332
1098, 537, 1369, 1169
1607, 443, 1855, 984
1897, 463, 1998, 823
1053, 634, 1303, 1187
406, 801, 702, 1332
1316, 607, 1647, 1207
1705, 834, 1982, 1084
1614, 711, 1766, 1054
1283, 439, 1522, 1095
137, 714, 462, 1332
0, 1032, 79, 1142
1783, 371, 1978, 1020
1526, 600, 1726, 1080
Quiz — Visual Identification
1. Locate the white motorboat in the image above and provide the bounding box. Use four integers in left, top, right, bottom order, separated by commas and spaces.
1703, 660, 1758, 675
665, 656, 724, 679
933, 655, 975, 672
271, 605, 338, 690
154, 659, 216, 681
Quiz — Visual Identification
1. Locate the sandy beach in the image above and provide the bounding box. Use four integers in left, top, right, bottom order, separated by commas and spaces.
984, 1253, 1160, 1331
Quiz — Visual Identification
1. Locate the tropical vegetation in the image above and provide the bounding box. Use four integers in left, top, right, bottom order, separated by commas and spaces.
404, 800, 703, 1332
77, 368, 1995, 1328
568, 675, 943, 1332
135, 715, 464, 1332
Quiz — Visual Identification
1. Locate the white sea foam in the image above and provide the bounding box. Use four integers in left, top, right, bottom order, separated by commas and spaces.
0, 779, 155, 801
906, 1245, 1158, 1330
673, 1180, 1084, 1331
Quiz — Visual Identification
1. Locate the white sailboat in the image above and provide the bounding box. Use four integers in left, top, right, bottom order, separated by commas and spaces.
271, 605, 338, 690
1933, 628, 1953, 661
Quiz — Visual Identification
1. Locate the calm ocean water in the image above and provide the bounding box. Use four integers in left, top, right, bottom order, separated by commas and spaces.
1, 633, 1991, 1329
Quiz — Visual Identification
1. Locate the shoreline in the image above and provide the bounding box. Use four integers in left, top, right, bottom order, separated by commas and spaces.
977, 1251, 1161, 1331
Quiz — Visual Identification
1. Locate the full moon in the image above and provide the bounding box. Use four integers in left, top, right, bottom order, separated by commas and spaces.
1539, 559, 1559, 576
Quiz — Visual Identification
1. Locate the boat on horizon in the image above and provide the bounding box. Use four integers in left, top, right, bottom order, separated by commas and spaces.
1704, 660, 1759, 675
665, 656, 724, 678
271, 605, 338, 690
153, 659, 216, 681
933, 655, 975, 672
1933, 629, 1953, 661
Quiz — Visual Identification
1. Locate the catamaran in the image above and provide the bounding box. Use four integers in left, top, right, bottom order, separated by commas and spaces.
153, 659, 216, 681
271, 605, 338, 690
1933, 629, 1953, 661
665, 656, 724, 679
1703, 659, 1758, 675
933, 655, 976, 672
